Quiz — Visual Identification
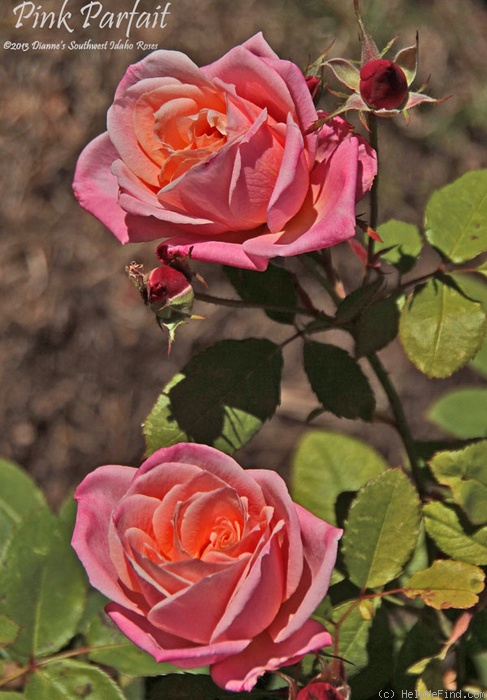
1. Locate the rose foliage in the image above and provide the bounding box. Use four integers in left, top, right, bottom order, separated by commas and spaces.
71, 443, 341, 692
73, 33, 376, 270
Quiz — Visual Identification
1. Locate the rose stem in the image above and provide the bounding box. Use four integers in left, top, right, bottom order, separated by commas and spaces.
368, 353, 423, 489
193, 291, 326, 319
365, 112, 379, 278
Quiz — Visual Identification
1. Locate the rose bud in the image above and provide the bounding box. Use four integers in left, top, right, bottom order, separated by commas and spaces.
146, 266, 200, 351
359, 59, 408, 110
305, 75, 321, 100
297, 681, 346, 700
146, 265, 192, 313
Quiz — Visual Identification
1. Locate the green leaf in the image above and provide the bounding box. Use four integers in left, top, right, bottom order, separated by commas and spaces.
348, 606, 393, 700
334, 278, 383, 325
0, 509, 87, 660
87, 605, 182, 677
0, 694, 25, 699
376, 220, 423, 273
393, 621, 443, 694
303, 342, 376, 421
404, 560, 485, 609
325, 600, 376, 675
467, 610, 487, 688
355, 295, 400, 357
0, 613, 20, 648
425, 170, 487, 263
428, 388, 487, 440
399, 277, 486, 378
24, 660, 125, 700
292, 430, 387, 526
343, 469, 421, 589
471, 338, 487, 377
224, 264, 298, 325
423, 501, 487, 565
428, 442, 487, 524
144, 339, 283, 456
453, 271, 487, 376
0, 458, 47, 564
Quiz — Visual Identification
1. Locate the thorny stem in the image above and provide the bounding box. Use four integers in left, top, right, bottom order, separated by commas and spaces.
366, 112, 379, 277
193, 291, 321, 318
368, 353, 423, 488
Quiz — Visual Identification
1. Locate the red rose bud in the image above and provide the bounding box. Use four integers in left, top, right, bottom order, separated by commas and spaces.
146, 266, 193, 311
146, 266, 199, 352
305, 75, 321, 100
359, 59, 408, 110
297, 682, 345, 700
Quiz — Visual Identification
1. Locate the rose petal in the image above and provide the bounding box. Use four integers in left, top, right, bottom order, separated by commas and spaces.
210, 620, 332, 692
268, 504, 341, 643
248, 469, 304, 597
147, 556, 249, 644
106, 602, 250, 666
210, 520, 285, 642
72, 465, 137, 607
73, 134, 130, 243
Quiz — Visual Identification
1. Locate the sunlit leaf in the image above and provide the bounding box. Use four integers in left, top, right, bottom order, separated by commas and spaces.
0, 509, 87, 661
428, 388, 487, 440
24, 660, 125, 700
399, 277, 486, 378
0, 458, 47, 565
427, 442, 487, 524
376, 220, 423, 273
404, 560, 485, 609
453, 272, 487, 376
292, 430, 386, 525
0, 613, 19, 648
423, 501, 487, 565
425, 169, 487, 263
343, 469, 421, 589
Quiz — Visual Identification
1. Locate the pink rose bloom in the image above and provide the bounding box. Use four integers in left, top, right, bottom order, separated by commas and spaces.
72, 443, 341, 691
73, 34, 376, 270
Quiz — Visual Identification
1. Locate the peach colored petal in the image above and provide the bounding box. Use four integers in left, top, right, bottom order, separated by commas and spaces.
210, 520, 285, 643
210, 621, 332, 692
106, 603, 250, 666
147, 556, 249, 644
268, 505, 342, 643
139, 445, 267, 512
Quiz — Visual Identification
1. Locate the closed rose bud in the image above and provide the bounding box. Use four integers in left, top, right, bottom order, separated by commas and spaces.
146, 266, 192, 311
297, 682, 345, 700
359, 59, 408, 110
305, 75, 320, 99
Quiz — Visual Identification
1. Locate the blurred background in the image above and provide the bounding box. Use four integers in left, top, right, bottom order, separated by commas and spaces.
0, 0, 486, 508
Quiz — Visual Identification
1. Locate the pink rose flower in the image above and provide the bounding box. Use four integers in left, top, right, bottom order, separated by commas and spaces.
73, 34, 376, 270
72, 443, 341, 691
